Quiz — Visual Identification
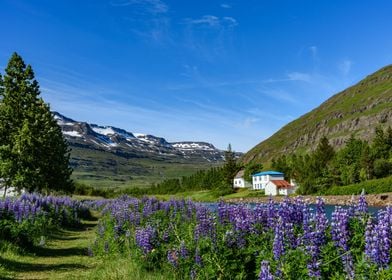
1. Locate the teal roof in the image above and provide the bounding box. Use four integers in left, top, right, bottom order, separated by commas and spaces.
252, 171, 284, 176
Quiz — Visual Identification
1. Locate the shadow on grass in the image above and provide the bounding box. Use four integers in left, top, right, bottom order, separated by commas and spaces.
32, 246, 88, 257
0, 256, 88, 273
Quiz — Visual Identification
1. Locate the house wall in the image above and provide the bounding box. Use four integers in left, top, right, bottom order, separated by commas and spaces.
252, 174, 284, 190
0, 186, 19, 197
278, 188, 288, 195
265, 182, 277, 196
233, 178, 247, 188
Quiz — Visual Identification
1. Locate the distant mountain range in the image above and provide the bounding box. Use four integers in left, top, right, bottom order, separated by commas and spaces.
54, 112, 238, 188
243, 65, 392, 164
54, 112, 229, 163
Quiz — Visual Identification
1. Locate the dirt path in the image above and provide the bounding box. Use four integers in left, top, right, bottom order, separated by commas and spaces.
2, 218, 99, 280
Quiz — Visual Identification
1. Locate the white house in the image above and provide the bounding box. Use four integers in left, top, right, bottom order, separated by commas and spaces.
252, 171, 284, 190
252, 170, 295, 195
233, 170, 251, 188
265, 179, 295, 196
0, 186, 19, 197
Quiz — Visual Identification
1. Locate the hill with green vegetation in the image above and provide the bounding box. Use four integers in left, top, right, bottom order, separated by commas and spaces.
243, 65, 392, 164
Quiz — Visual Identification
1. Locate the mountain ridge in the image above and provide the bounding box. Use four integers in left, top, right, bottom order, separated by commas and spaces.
54, 111, 235, 163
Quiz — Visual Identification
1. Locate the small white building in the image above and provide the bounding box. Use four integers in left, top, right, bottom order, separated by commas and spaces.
265, 180, 295, 196
0, 186, 19, 197
252, 171, 285, 190
233, 170, 251, 188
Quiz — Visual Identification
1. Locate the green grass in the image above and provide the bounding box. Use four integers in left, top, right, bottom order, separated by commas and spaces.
70, 147, 220, 189
154, 188, 266, 202
0, 213, 169, 280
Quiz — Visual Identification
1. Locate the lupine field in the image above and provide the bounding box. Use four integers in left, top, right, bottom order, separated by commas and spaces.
2, 194, 392, 279
90, 195, 392, 279
0, 193, 89, 249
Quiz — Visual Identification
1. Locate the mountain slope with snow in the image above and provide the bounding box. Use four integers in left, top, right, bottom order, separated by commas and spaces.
54, 112, 232, 163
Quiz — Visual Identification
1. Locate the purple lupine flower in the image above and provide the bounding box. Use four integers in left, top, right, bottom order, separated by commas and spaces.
356, 193, 368, 215
180, 241, 188, 258
195, 248, 203, 267
365, 210, 391, 268
267, 196, 276, 229
331, 207, 354, 279
167, 249, 179, 267
302, 198, 328, 278
259, 261, 274, 280
273, 217, 284, 260
194, 206, 215, 241
135, 225, 156, 254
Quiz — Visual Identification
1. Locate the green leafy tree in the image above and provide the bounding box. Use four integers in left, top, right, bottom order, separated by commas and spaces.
0, 53, 73, 195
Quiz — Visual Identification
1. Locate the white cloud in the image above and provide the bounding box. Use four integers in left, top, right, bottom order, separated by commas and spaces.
220, 3, 231, 8
287, 72, 312, 82
339, 59, 352, 76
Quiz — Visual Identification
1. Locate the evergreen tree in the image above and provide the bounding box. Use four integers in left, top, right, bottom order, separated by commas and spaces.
0, 53, 73, 195
372, 125, 390, 159
222, 144, 239, 186
244, 162, 263, 182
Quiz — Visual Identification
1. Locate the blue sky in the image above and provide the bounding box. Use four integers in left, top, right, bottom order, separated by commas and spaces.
1, 0, 392, 152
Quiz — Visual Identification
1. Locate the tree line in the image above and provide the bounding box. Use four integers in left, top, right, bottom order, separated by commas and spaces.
269, 127, 392, 194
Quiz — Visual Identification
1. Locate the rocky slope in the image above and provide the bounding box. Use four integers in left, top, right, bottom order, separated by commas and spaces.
243, 64, 392, 164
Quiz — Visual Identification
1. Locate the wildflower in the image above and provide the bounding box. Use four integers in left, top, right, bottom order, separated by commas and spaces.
259, 261, 274, 280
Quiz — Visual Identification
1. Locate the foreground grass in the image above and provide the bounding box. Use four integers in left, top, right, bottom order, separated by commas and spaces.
0, 213, 169, 280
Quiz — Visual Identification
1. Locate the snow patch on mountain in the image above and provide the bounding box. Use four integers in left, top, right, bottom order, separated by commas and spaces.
172, 142, 216, 151
63, 131, 82, 137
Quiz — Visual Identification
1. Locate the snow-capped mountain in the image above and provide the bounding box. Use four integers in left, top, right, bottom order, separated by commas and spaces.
53, 112, 231, 162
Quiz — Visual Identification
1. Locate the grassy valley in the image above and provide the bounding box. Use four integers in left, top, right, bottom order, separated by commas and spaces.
70, 146, 221, 190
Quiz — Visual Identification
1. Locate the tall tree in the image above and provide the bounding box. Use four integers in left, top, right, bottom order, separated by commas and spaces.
0, 53, 73, 195
244, 162, 263, 182
222, 144, 239, 186
372, 125, 390, 159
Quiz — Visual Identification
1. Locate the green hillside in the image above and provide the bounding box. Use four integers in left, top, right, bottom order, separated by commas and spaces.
243, 65, 392, 164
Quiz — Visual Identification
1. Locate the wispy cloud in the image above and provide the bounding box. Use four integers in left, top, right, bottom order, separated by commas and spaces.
111, 0, 172, 44
110, 0, 168, 14
258, 88, 299, 105
287, 72, 312, 82
338, 59, 352, 76
220, 3, 231, 9
309, 45, 318, 61
184, 15, 238, 28
241, 117, 260, 128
